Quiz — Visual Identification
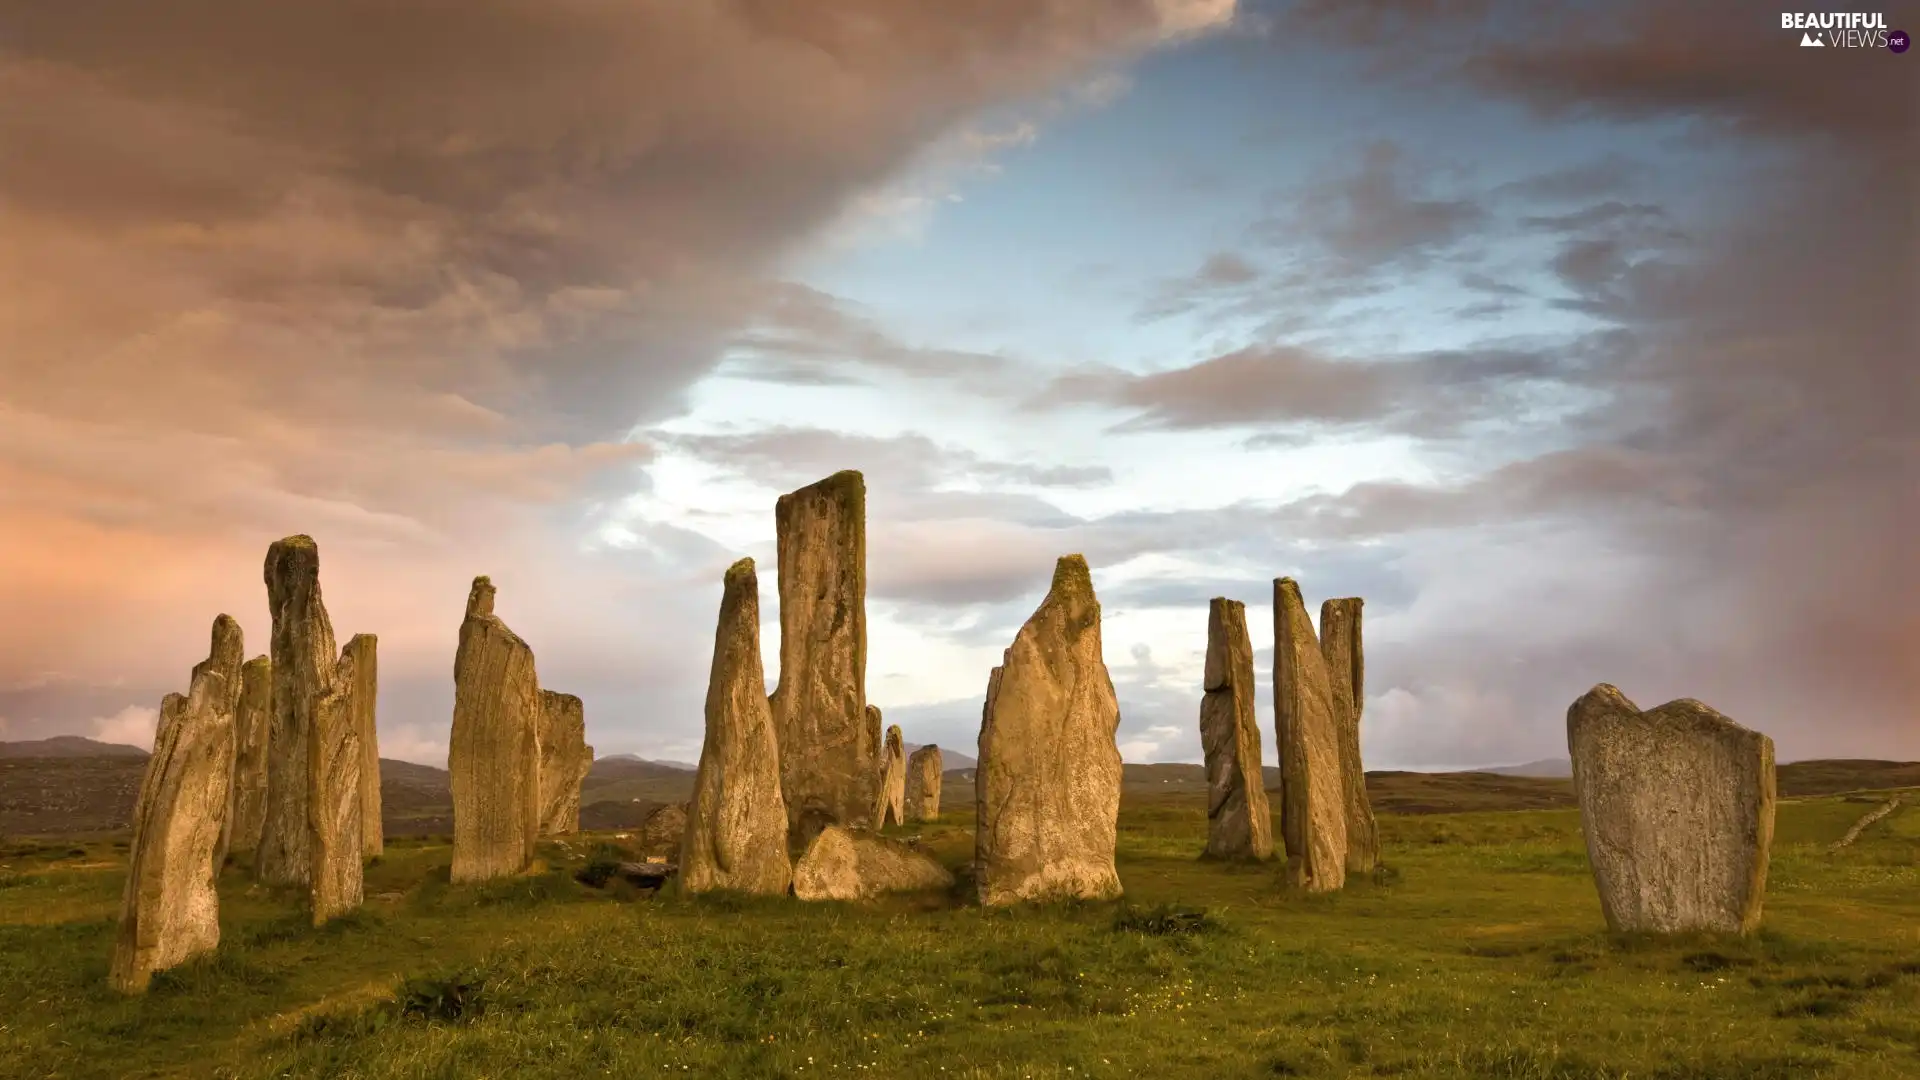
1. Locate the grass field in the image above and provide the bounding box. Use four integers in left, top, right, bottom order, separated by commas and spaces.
1, 788, 1916, 1080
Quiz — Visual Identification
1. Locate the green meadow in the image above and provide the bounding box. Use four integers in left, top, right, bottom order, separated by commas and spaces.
1, 787, 1915, 1080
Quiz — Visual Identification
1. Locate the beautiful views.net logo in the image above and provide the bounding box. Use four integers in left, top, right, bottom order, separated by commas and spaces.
1781, 11, 1910, 50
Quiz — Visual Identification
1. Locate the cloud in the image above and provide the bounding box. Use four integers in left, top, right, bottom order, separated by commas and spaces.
91, 705, 160, 751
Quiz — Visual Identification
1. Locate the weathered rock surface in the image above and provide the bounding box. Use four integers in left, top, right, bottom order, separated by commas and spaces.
111, 615, 244, 993
768, 471, 875, 844
537, 691, 592, 835
1319, 598, 1377, 876
257, 536, 339, 887
639, 802, 689, 856
449, 576, 543, 884
340, 634, 382, 858
218, 656, 272, 862
874, 721, 906, 828
682, 558, 792, 895
307, 647, 363, 926
1568, 684, 1776, 935
1273, 579, 1348, 892
792, 825, 955, 901
904, 745, 943, 822
1200, 598, 1273, 861
975, 555, 1124, 906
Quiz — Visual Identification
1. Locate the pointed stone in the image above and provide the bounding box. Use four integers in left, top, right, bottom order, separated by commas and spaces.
110, 615, 243, 993
308, 645, 363, 925
975, 555, 1124, 905
449, 576, 543, 883
683, 558, 792, 895
792, 826, 954, 901
1319, 598, 1377, 876
1568, 685, 1776, 935
1200, 598, 1273, 861
537, 690, 593, 835
769, 470, 874, 845
873, 721, 906, 828
340, 634, 382, 858
257, 535, 338, 887
904, 745, 943, 823
218, 656, 272, 861
1273, 579, 1347, 892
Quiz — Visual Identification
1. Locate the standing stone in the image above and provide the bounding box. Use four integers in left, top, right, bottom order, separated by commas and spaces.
1200, 598, 1273, 861
1567, 684, 1776, 935
1320, 598, 1377, 876
110, 615, 244, 993
768, 470, 875, 844
257, 536, 338, 887
218, 656, 272, 862
449, 576, 543, 883
792, 825, 955, 901
874, 722, 906, 828
1273, 578, 1348, 892
307, 646, 363, 926
639, 802, 689, 857
682, 558, 792, 895
339, 634, 382, 858
975, 555, 1124, 906
537, 690, 593, 835
904, 745, 943, 823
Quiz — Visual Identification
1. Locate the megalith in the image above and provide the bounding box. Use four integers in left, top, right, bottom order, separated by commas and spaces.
904, 745, 943, 822
218, 655, 272, 862
1273, 578, 1348, 892
449, 576, 543, 884
537, 690, 593, 835
974, 555, 1124, 906
792, 826, 955, 901
257, 535, 339, 887
874, 722, 906, 828
682, 558, 792, 896
110, 615, 244, 993
1200, 598, 1273, 861
1320, 598, 1377, 876
768, 470, 875, 844
341, 634, 382, 858
1567, 684, 1776, 935
307, 646, 363, 926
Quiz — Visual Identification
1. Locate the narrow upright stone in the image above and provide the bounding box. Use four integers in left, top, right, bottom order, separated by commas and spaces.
218, 655, 272, 862
874, 722, 906, 828
110, 615, 244, 993
449, 576, 543, 883
975, 556, 1124, 905
904, 745, 943, 823
1320, 598, 1377, 876
257, 535, 338, 887
1273, 578, 1348, 892
683, 558, 792, 895
537, 690, 593, 835
768, 470, 874, 844
341, 634, 382, 857
1568, 684, 1776, 935
307, 646, 363, 926
1200, 598, 1273, 861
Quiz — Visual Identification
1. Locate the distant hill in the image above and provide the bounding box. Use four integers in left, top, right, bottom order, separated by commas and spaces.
597, 753, 696, 771
0, 736, 148, 759
1479, 758, 1573, 778
905, 743, 975, 770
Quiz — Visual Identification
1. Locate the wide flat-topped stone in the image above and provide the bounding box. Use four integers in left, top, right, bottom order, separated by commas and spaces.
792, 826, 954, 901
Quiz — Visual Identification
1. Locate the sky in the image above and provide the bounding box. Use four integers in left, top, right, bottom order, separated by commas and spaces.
0, 0, 1913, 771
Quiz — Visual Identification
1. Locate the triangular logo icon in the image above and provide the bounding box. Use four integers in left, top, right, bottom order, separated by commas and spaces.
1800, 31, 1824, 46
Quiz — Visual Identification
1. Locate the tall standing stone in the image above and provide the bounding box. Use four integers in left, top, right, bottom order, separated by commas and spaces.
341, 634, 382, 858
110, 615, 244, 993
257, 536, 338, 887
682, 558, 792, 895
449, 576, 543, 883
307, 646, 363, 925
218, 655, 272, 862
975, 555, 1124, 906
537, 690, 593, 835
1320, 598, 1377, 876
874, 722, 906, 828
1273, 578, 1348, 892
904, 745, 943, 823
1568, 684, 1776, 935
768, 470, 874, 844
1200, 598, 1273, 861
